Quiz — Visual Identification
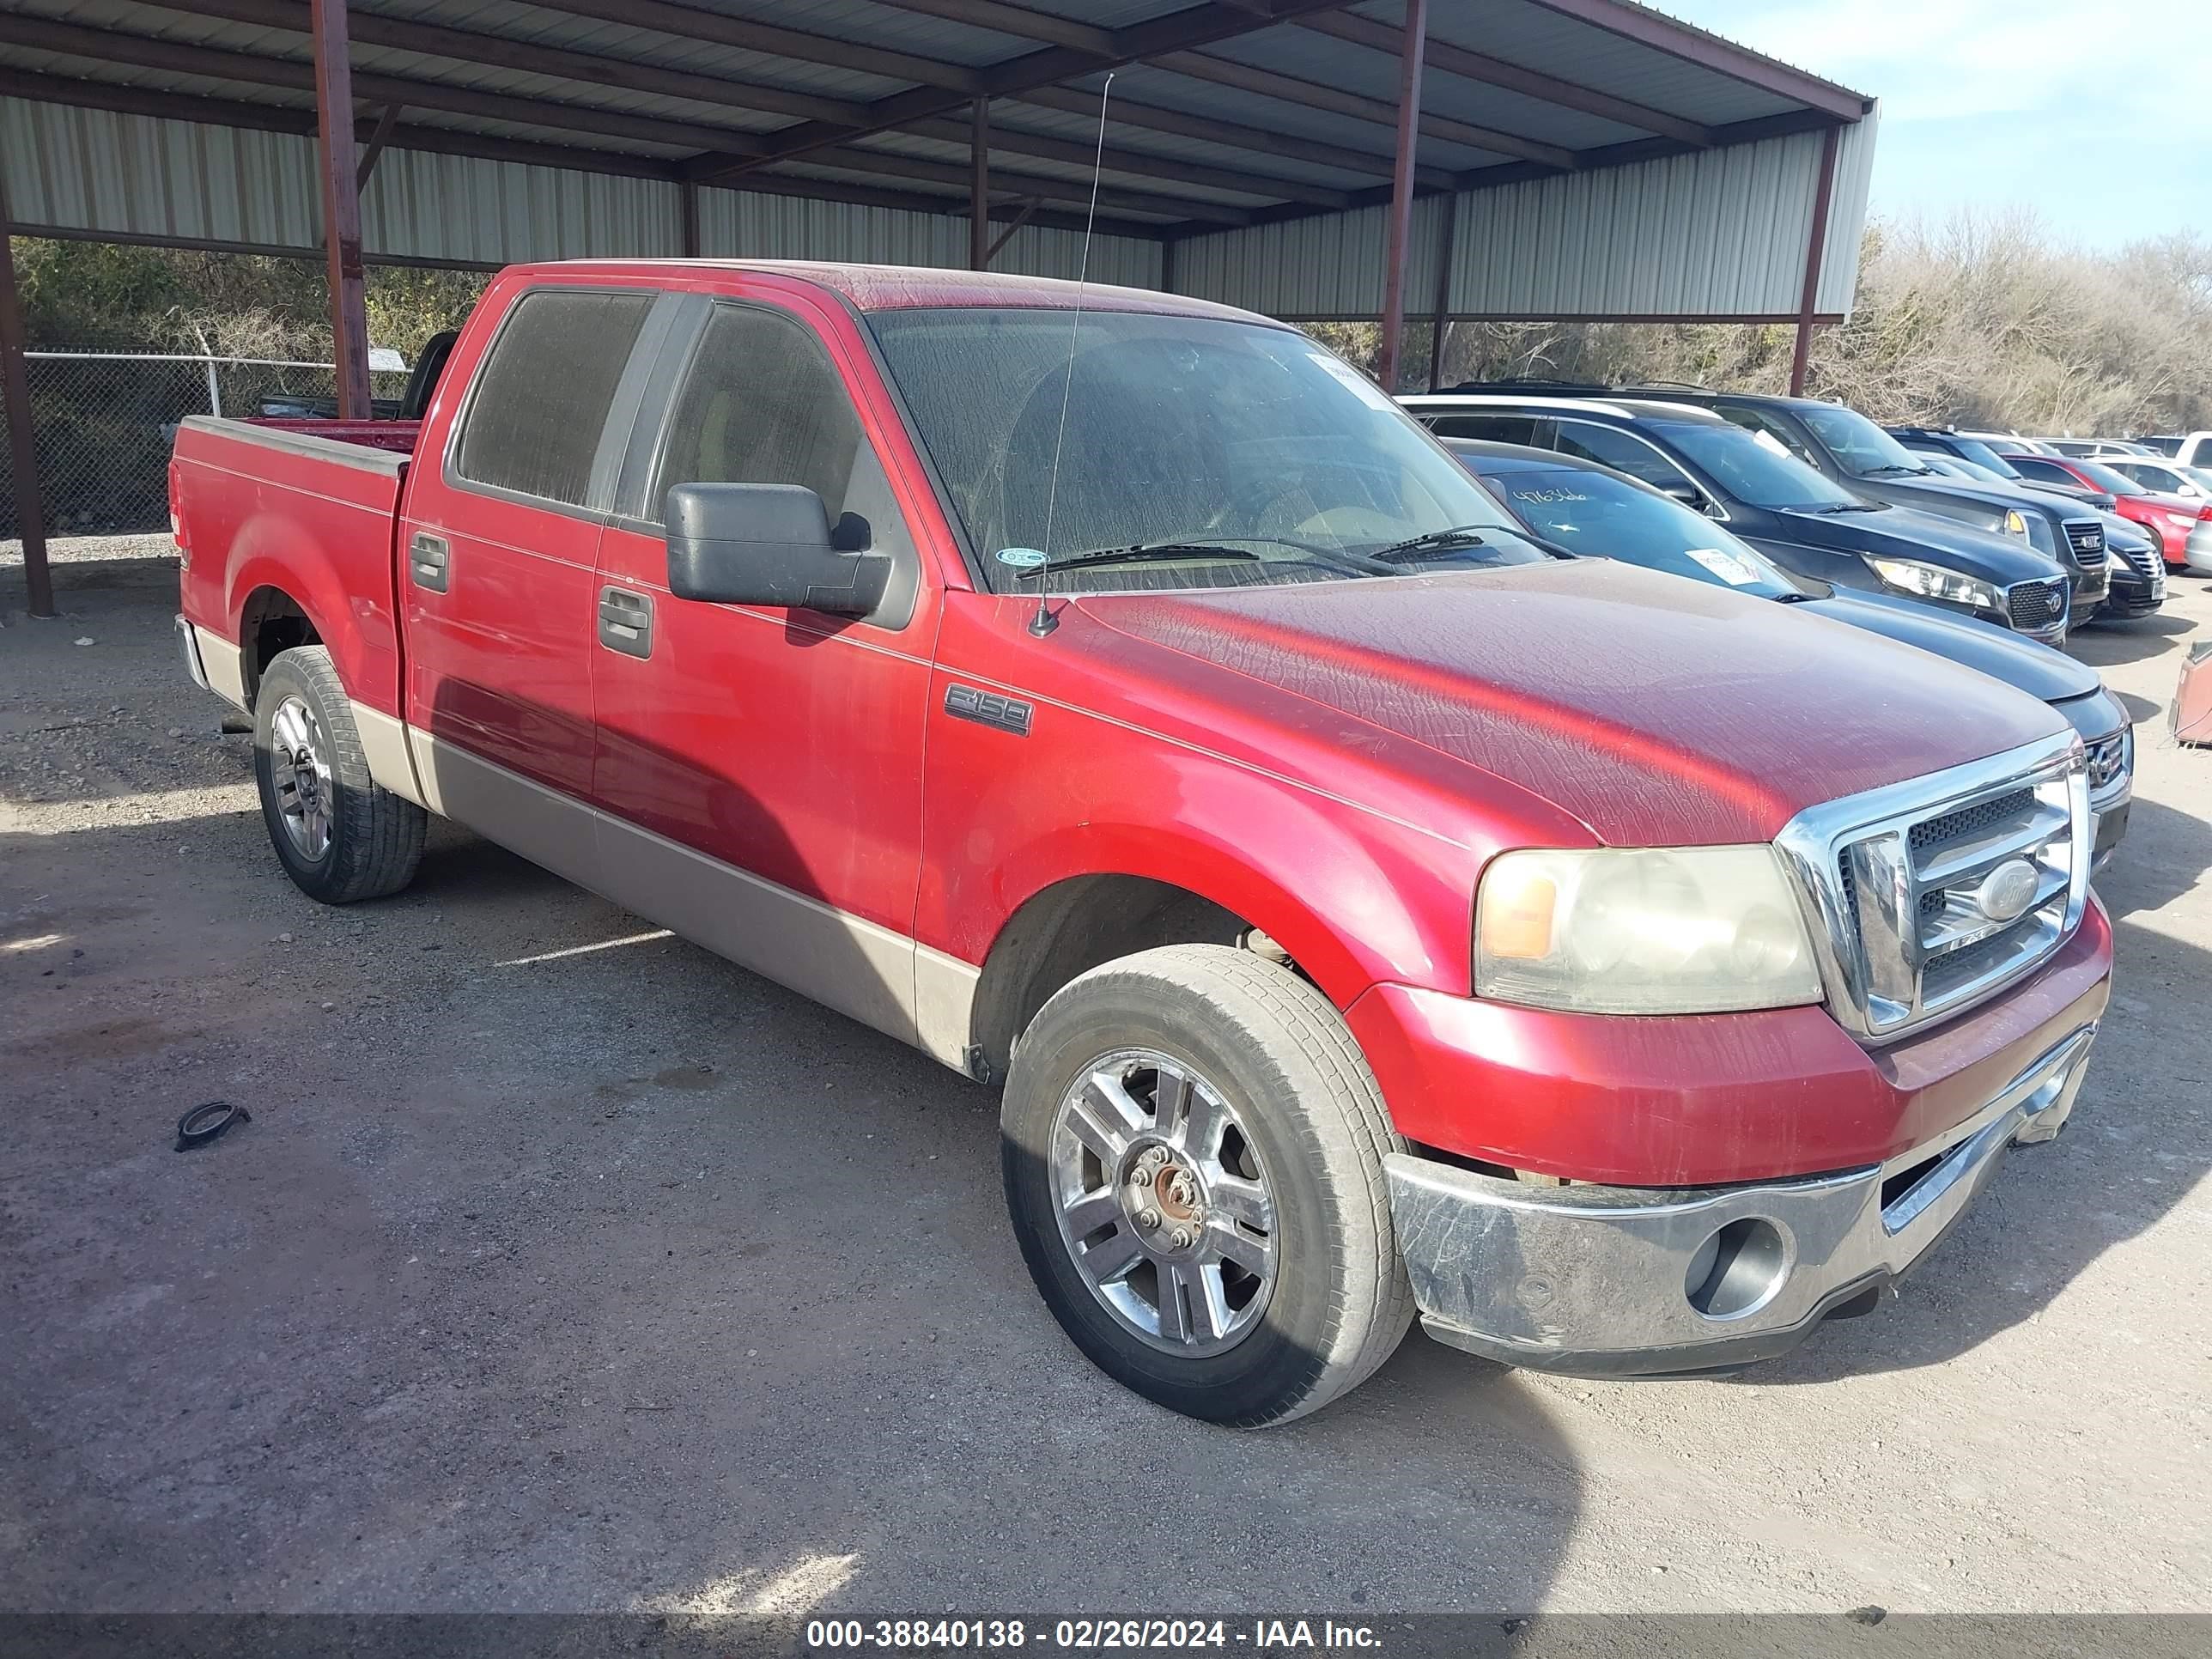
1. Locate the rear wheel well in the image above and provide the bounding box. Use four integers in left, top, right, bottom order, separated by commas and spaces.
969, 876, 1275, 1080
238, 587, 321, 708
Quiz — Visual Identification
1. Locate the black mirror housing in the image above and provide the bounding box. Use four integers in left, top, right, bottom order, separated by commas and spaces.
665, 482, 890, 616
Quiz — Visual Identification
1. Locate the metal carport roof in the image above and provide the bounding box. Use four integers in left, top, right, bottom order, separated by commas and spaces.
0, 0, 1879, 616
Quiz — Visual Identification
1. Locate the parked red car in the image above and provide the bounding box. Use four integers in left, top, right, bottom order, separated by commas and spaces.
170, 262, 2111, 1422
2002, 450, 2212, 570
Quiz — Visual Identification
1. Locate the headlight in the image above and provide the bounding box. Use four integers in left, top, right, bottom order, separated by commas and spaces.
2002, 507, 2031, 540
1474, 846, 1823, 1015
1862, 555, 2000, 611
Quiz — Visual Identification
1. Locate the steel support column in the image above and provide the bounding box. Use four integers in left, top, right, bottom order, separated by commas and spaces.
0, 171, 54, 618
1789, 124, 1841, 397
310, 0, 374, 422
680, 179, 702, 257
1425, 185, 1459, 392
1375, 0, 1428, 392
969, 96, 990, 270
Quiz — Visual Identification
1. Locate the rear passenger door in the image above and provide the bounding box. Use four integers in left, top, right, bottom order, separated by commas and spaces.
399, 283, 665, 806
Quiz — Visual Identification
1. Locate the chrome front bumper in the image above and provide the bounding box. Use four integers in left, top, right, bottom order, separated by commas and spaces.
1386, 1024, 2098, 1377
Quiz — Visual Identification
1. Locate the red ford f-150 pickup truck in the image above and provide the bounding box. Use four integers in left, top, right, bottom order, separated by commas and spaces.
172, 261, 2112, 1425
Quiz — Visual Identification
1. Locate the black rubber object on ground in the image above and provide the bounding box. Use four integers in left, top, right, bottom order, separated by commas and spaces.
175, 1101, 251, 1152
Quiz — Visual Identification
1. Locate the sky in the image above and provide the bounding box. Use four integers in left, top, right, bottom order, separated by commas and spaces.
1656, 1, 2211, 246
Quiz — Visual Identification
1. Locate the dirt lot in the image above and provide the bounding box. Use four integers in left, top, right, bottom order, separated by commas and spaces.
3, 537, 2209, 1620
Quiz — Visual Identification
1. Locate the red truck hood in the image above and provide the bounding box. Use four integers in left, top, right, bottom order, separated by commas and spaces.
1083, 562, 2069, 846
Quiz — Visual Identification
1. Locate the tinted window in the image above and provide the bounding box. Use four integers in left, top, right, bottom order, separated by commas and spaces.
454, 289, 653, 507
1651, 420, 1866, 510
871, 309, 1528, 594
1430, 413, 1547, 445
648, 303, 915, 568
1790, 404, 1939, 477
1553, 421, 1693, 490
1716, 404, 1821, 467
2059, 457, 2148, 495
2008, 456, 2078, 485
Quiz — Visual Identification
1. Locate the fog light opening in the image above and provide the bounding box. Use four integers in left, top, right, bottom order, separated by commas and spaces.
1686, 1217, 1789, 1320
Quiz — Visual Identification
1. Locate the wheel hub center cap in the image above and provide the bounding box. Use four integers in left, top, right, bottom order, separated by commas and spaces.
1122, 1143, 1205, 1247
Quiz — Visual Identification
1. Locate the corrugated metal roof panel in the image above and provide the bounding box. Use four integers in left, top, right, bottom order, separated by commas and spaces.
1817, 101, 1879, 315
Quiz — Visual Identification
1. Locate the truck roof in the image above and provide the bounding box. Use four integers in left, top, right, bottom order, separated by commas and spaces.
508, 259, 1284, 327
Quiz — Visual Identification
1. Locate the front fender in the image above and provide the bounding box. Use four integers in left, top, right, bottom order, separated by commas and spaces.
921, 717, 1481, 1012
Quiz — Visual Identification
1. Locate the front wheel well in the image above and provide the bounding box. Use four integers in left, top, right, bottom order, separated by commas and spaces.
969, 875, 1283, 1080
237, 586, 321, 708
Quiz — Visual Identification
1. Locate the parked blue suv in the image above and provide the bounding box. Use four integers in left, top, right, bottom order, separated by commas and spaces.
1401, 391, 2081, 644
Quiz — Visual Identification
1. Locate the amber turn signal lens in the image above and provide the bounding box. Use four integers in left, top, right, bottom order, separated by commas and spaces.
1480, 869, 1556, 960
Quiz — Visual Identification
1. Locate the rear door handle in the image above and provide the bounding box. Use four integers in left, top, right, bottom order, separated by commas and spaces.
598, 586, 654, 659
409, 531, 449, 592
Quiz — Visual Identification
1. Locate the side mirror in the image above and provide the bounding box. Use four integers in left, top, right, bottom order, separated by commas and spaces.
1659, 479, 1703, 507
665, 482, 890, 616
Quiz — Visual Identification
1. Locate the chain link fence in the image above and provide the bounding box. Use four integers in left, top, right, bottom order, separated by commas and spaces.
1, 349, 411, 539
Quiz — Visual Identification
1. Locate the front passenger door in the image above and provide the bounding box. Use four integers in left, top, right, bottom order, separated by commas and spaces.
590, 297, 938, 1045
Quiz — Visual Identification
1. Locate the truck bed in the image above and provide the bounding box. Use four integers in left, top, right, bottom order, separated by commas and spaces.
172, 415, 417, 720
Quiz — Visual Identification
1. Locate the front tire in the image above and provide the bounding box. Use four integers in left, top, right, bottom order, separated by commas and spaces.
1001, 945, 1413, 1426
253, 646, 426, 903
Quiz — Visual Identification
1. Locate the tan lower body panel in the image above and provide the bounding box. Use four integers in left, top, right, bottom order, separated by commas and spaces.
350, 702, 429, 808
194, 625, 249, 712
405, 728, 976, 1071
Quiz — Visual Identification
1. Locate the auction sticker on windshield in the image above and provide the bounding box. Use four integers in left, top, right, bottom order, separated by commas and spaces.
1685, 546, 1768, 586
1305, 350, 1399, 412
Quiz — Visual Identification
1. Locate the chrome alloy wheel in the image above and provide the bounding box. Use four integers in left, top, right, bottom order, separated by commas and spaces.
1048, 1048, 1279, 1357
268, 694, 334, 860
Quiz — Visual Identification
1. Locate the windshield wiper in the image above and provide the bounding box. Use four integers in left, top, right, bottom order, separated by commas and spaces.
1861, 463, 1932, 477
1367, 524, 1494, 564
1024, 541, 1265, 575
1808, 501, 1885, 514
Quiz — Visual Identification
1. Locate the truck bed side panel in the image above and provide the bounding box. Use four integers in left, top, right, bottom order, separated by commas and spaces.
172, 416, 412, 717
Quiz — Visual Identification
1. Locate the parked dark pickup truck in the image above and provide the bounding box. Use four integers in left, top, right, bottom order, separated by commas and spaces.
172, 262, 2111, 1422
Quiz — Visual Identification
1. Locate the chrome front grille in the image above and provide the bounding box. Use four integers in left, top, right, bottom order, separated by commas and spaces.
2062, 520, 2105, 568
1776, 736, 2090, 1042
2005, 577, 2067, 630
2087, 731, 2130, 801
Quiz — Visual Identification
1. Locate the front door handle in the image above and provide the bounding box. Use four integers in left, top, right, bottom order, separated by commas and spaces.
409, 531, 449, 592
598, 586, 654, 659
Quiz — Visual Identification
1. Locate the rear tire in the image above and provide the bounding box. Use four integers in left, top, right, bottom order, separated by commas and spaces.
1001, 944, 1413, 1426
252, 646, 426, 903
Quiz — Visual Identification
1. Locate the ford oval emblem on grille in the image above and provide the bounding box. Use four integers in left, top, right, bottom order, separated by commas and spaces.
1974, 858, 2040, 924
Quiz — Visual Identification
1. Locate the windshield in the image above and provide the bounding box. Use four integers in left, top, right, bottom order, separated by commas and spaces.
868, 308, 1541, 593
1794, 404, 1936, 477
1481, 465, 1801, 599
1649, 420, 1868, 510
1941, 436, 2022, 477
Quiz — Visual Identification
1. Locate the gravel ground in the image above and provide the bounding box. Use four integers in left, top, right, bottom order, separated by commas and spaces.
3, 535, 2209, 1620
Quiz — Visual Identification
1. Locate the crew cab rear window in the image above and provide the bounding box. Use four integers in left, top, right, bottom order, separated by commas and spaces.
453, 289, 653, 507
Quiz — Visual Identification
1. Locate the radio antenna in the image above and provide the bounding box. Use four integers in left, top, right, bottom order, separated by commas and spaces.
1029, 70, 1114, 639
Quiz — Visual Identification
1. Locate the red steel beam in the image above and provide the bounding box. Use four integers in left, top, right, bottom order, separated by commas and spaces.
969, 97, 990, 269
1790, 125, 1842, 396
0, 168, 55, 617
1150, 49, 1575, 170
1376, 0, 1429, 392
1298, 11, 1717, 146
1522, 0, 1869, 121
309, 0, 373, 422
689, 2, 1357, 185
